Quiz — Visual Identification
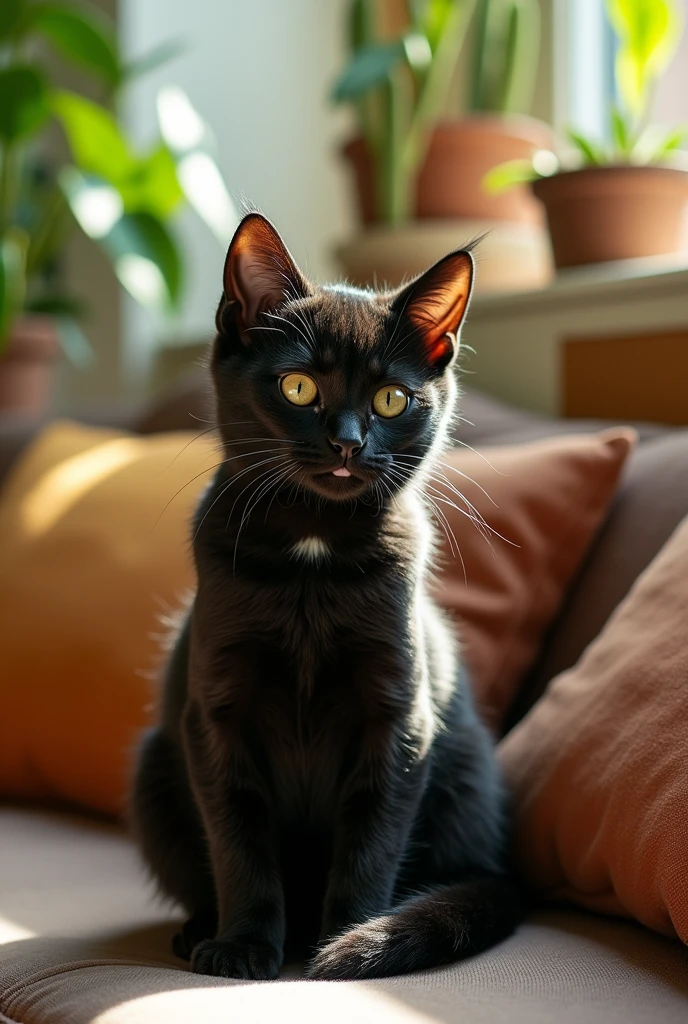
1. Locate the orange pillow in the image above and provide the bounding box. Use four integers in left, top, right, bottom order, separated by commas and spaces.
499, 513, 688, 943
0, 423, 215, 818
0, 422, 633, 817
433, 430, 635, 730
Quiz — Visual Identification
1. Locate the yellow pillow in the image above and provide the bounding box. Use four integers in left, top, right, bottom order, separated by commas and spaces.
0, 422, 216, 817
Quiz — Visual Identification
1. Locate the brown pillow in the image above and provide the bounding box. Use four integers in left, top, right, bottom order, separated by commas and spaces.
499, 513, 688, 943
432, 429, 636, 730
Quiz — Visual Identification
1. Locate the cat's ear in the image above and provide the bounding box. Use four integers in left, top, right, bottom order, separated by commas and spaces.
217, 213, 311, 345
390, 249, 475, 370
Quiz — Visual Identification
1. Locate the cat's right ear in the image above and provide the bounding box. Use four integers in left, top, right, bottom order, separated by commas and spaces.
215, 213, 311, 349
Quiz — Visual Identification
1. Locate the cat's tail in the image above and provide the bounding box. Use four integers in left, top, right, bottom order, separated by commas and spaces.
307, 874, 523, 980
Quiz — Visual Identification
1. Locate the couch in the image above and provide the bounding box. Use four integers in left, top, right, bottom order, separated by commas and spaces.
1, 381, 687, 1024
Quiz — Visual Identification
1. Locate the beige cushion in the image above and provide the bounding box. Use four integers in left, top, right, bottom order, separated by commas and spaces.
1, 808, 688, 1023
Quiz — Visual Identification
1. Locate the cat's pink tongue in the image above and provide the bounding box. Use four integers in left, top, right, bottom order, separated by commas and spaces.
333, 467, 351, 477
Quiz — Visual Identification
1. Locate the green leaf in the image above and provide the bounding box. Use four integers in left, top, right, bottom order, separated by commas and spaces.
421, 0, 456, 51
646, 124, 688, 162
28, 3, 121, 88
121, 36, 187, 82
483, 149, 558, 193
101, 212, 183, 311
331, 40, 405, 101
0, 66, 49, 142
0, 0, 23, 40
611, 106, 633, 156
119, 143, 184, 219
51, 90, 134, 184
0, 231, 28, 349
483, 158, 539, 193
26, 294, 86, 318
606, 0, 682, 116
567, 129, 607, 165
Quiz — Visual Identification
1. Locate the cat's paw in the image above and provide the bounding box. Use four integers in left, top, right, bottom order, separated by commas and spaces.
172, 910, 217, 961
307, 914, 403, 980
190, 937, 281, 980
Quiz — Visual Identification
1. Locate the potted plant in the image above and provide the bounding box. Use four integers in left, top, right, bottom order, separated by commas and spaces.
332, 0, 552, 289
0, 0, 236, 414
486, 0, 688, 269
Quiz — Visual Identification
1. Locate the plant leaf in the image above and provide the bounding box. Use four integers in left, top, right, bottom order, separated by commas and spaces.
606, 0, 682, 116
156, 87, 239, 245
28, 3, 121, 88
51, 90, 135, 184
611, 106, 633, 156
331, 40, 405, 101
0, 231, 28, 350
482, 158, 539, 194
121, 36, 187, 82
0, 66, 49, 142
100, 212, 183, 311
567, 129, 607, 165
119, 143, 184, 219
647, 124, 688, 162
0, 0, 23, 40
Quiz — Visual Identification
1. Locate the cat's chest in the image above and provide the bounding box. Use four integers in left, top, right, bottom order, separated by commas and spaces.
250, 656, 364, 818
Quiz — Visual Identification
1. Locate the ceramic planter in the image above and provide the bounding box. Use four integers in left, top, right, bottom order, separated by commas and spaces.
532, 166, 688, 269
343, 115, 554, 225
0, 316, 60, 414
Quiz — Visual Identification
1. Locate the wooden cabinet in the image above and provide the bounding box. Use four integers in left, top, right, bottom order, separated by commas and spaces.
465, 257, 688, 425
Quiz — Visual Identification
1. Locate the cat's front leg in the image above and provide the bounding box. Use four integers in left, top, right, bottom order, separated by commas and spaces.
317, 730, 428, 944
182, 699, 284, 980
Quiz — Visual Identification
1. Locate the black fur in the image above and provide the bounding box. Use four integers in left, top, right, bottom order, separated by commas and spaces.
130, 214, 522, 980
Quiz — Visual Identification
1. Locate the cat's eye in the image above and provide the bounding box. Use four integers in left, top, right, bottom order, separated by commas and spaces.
281, 373, 318, 406
373, 385, 408, 418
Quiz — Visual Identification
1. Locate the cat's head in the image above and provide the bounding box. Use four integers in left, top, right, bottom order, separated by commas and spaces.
211, 213, 474, 504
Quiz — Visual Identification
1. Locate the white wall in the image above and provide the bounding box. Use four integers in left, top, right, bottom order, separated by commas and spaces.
120, 0, 353, 371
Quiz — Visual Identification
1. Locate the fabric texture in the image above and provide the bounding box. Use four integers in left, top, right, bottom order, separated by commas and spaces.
500, 513, 688, 944
512, 429, 688, 726
434, 429, 635, 729
1, 807, 687, 1024
0, 423, 215, 817
0, 423, 632, 816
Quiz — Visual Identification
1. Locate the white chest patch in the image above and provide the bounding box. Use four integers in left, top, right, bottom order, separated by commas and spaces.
291, 536, 330, 562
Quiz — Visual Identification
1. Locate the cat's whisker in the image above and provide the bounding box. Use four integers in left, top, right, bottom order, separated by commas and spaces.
265, 310, 315, 353
193, 453, 292, 542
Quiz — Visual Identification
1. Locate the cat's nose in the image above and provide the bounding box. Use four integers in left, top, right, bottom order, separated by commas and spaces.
328, 437, 365, 461
327, 414, 366, 461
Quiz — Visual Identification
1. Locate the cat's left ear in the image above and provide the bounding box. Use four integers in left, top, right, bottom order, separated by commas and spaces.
390, 249, 474, 370
218, 213, 311, 344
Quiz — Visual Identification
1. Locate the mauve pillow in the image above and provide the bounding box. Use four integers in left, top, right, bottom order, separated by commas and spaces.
432, 429, 636, 731
510, 430, 688, 727
499, 513, 688, 943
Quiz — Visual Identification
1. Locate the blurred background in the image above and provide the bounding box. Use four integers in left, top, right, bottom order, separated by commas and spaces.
1, 0, 687, 422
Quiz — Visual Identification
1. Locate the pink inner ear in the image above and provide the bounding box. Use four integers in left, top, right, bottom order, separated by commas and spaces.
231, 250, 285, 326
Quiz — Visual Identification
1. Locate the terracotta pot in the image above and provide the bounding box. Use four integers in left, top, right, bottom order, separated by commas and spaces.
532, 166, 688, 269
0, 316, 60, 414
343, 115, 554, 225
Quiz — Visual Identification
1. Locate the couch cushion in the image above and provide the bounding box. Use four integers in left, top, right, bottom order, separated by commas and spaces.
1, 807, 687, 1024
510, 429, 688, 726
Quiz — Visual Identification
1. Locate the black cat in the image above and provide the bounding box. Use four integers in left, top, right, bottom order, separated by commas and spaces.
131, 213, 522, 980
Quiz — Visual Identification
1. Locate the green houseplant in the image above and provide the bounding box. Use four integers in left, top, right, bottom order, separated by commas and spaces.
0, 0, 235, 412
334, 0, 551, 226
486, 0, 688, 268
332, 0, 552, 293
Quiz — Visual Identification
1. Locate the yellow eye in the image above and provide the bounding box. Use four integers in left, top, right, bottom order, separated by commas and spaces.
281, 373, 318, 406
373, 385, 408, 418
